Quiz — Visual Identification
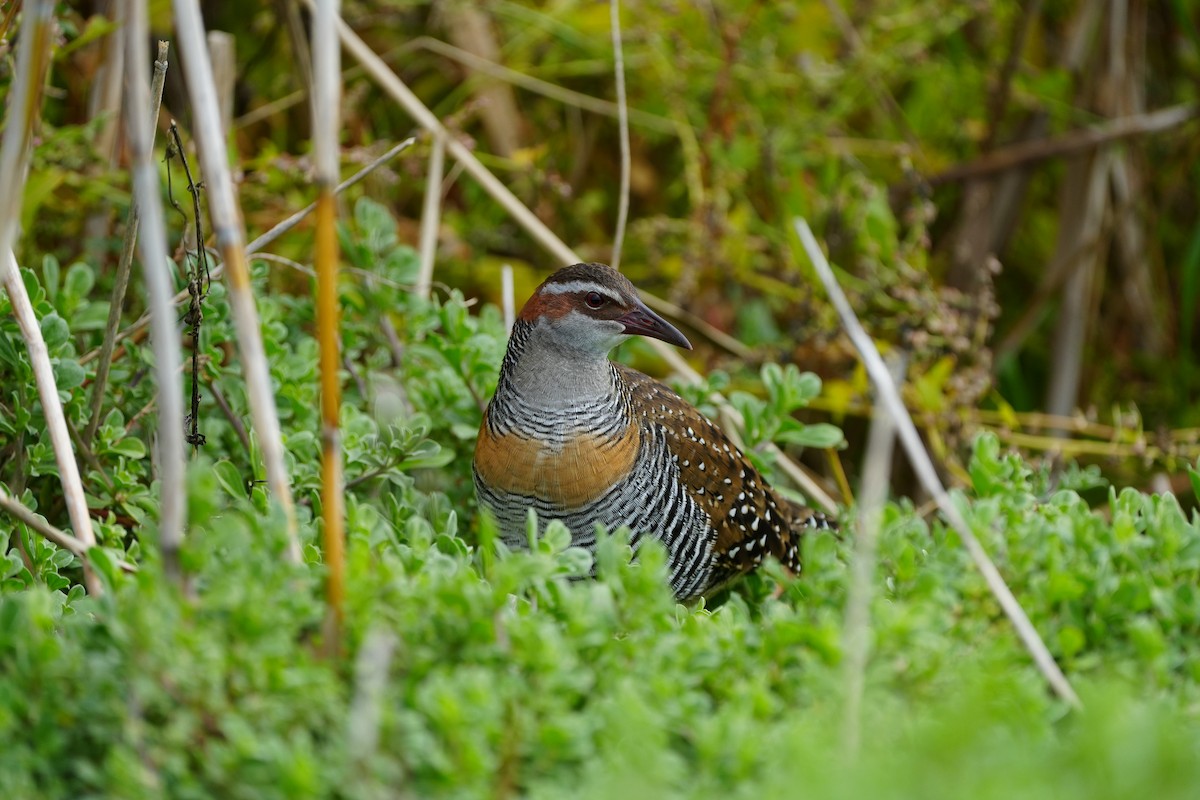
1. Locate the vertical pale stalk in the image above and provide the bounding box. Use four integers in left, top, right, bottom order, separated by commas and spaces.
416, 134, 445, 301
609, 0, 631, 271
172, 0, 301, 562
794, 217, 1081, 710
124, 15, 185, 575
0, 0, 101, 595
841, 359, 902, 757
312, 0, 345, 634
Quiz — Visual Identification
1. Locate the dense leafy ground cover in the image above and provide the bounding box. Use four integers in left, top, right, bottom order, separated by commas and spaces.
2, 206, 1199, 797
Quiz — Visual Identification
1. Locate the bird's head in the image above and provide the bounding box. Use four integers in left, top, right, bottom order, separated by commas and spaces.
517, 262, 692, 357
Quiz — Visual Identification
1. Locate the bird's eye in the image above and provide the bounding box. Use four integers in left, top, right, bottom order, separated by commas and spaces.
584, 291, 606, 309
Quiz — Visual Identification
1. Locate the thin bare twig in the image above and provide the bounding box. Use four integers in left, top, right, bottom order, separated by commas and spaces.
794, 217, 1081, 709
173, 0, 301, 561
0, 0, 102, 595
609, 0, 631, 271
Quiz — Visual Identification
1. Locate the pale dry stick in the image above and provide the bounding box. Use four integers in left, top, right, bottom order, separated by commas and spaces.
207, 31, 236, 135
842, 358, 902, 757
316, 5, 753, 361
501, 263, 515, 333
416, 134, 445, 300
794, 217, 1081, 709
313, 0, 347, 637
125, 18, 185, 574
322, 9, 833, 510
609, 0, 631, 271
86, 40, 171, 447
172, 0, 301, 562
0, 0, 101, 596
0, 485, 138, 574
347, 627, 397, 769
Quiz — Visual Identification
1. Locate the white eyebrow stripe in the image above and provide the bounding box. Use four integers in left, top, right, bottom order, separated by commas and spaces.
539, 281, 625, 303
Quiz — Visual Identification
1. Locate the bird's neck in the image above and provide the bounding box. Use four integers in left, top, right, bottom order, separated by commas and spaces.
490, 320, 626, 432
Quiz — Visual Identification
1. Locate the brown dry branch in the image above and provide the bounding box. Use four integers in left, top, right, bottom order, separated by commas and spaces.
928, 103, 1198, 185
124, 20, 186, 573
86, 39, 171, 447
173, 0, 301, 562
0, 0, 102, 596
795, 217, 1081, 710
312, 0, 347, 640
441, 4, 523, 157
324, 6, 834, 511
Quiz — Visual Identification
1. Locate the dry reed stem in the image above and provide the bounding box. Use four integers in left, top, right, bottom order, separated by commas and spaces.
416, 134, 445, 300
325, 8, 834, 511
313, 0, 346, 638
86, 38, 170, 446
124, 21, 186, 574
609, 0, 631, 271
794, 217, 1081, 709
0, 0, 102, 595
172, 0, 301, 562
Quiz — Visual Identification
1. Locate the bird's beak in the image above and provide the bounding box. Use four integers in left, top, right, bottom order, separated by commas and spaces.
617, 300, 693, 351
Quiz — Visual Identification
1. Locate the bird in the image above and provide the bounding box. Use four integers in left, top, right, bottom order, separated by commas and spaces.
473, 262, 834, 601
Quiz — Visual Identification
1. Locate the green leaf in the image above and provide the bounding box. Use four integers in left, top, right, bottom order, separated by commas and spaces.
214, 460, 247, 499
53, 358, 86, 390
109, 437, 148, 459
41, 254, 60, 301
40, 312, 69, 349
777, 422, 844, 449
63, 262, 95, 302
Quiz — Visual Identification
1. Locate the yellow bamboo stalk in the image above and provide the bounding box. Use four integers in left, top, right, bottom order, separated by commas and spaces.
313, 0, 346, 635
